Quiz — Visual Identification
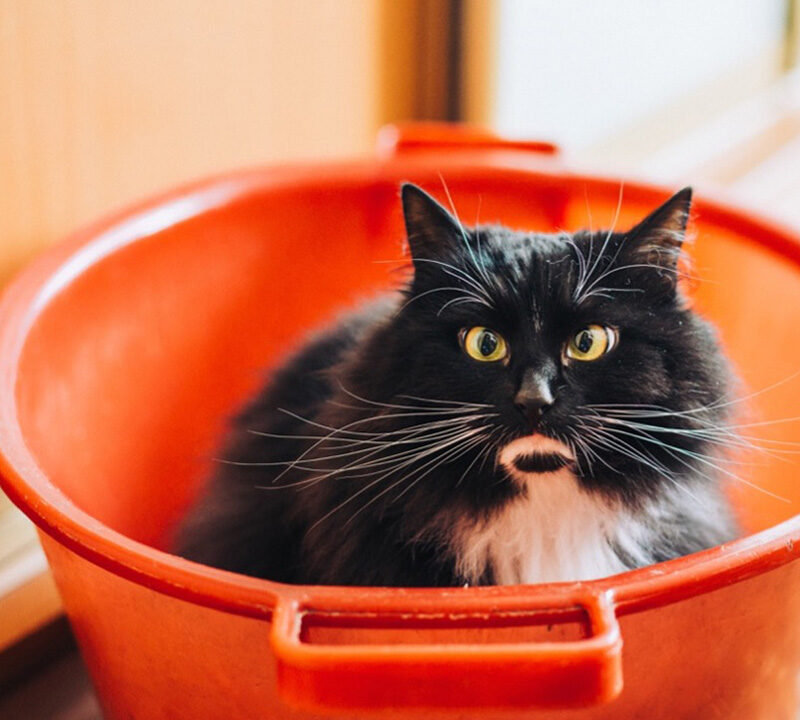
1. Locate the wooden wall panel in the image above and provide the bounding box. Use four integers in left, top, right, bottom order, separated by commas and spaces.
0, 1, 380, 282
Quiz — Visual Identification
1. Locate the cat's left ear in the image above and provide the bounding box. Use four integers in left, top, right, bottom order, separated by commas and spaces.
401, 183, 462, 268
623, 187, 692, 275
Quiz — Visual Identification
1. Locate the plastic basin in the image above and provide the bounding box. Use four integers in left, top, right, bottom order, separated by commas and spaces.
2, 124, 800, 718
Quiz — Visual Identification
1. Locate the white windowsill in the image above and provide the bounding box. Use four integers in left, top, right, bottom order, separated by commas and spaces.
0, 495, 62, 651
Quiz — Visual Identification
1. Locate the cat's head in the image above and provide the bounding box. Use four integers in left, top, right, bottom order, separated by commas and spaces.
351, 183, 732, 510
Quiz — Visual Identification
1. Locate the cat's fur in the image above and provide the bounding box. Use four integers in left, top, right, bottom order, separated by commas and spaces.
175, 184, 738, 586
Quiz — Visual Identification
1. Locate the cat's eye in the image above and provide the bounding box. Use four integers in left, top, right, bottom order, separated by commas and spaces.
462, 327, 508, 362
564, 325, 617, 362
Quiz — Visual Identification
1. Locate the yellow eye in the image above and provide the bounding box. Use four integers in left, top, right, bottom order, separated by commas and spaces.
462, 327, 508, 362
565, 325, 617, 362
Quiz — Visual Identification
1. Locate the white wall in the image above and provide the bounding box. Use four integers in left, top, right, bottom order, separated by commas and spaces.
494, 0, 786, 148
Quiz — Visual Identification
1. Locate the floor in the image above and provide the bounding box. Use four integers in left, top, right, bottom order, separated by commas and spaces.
0, 652, 100, 720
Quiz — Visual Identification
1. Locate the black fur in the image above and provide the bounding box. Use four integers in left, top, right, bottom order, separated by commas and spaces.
175, 184, 738, 585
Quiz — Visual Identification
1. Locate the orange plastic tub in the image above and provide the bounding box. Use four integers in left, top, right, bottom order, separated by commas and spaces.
3, 124, 800, 719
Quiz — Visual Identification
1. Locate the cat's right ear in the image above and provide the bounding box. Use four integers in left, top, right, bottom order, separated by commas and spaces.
401, 183, 462, 267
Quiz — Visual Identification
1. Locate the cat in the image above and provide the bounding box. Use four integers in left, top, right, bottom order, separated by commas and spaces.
175, 183, 738, 586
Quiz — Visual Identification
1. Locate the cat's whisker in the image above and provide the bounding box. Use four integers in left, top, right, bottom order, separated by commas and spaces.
410, 278, 491, 310
437, 174, 469, 244
562, 236, 589, 300
437, 295, 487, 315
454, 429, 498, 488
596, 416, 799, 462
475, 427, 504, 477
605, 422, 741, 492
574, 435, 608, 478
590, 417, 791, 504
583, 184, 594, 235
584, 207, 630, 301
579, 262, 679, 301
598, 422, 743, 467
437, 173, 493, 292
587, 368, 800, 421
578, 421, 675, 479
559, 428, 589, 477
396, 393, 491, 408
266, 409, 393, 484
581, 412, 738, 467
473, 195, 494, 289
256, 421, 489, 490
580, 419, 718, 507
408, 258, 494, 303
583, 287, 645, 300
247, 430, 358, 442
248, 424, 483, 450
290, 408, 496, 471
268, 407, 493, 484
636, 431, 790, 503
575, 183, 624, 302
400, 285, 489, 313
570, 426, 628, 480
590, 411, 752, 443
262, 435, 471, 483
334, 384, 492, 414
725, 416, 800, 431
277, 407, 495, 439
580, 267, 707, 304
307, 419, 491, 470
585, 426, 709, 506
585, 403, 800, 460
587, 407, 740, 435
256, 442, 452, 491
384, 433, 490, 511
327, 399, 493, 419
363, 430, 492, 518
244, 420, 489, 470
435, 270, 493, 306
579, 415, 679, 474
307, 426, 488, 533
316, 414, 497, 461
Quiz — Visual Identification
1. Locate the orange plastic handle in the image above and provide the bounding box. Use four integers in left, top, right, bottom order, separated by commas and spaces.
270, 590, 622, 712
375, 121, 560, 158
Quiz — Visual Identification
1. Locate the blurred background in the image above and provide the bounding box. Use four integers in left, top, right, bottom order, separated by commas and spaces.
2, 1, 800, 717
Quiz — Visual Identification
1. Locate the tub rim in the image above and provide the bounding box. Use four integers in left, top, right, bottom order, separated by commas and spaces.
1, 145, 800, 626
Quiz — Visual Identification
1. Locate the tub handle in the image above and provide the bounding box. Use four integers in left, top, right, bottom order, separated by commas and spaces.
270, 590, 622, 711
375, 121, 560, 158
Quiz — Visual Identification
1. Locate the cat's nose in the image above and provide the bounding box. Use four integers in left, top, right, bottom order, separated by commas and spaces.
514, 385, 554, 426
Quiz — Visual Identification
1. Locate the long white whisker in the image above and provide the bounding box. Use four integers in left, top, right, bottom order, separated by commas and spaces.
307, 427, 486, 532
256, 421, 489, 490
400, 285, 486, 312
386, 433, 489, 510
437, 173, 489, 292
437, 295, 486, 315
244, 421, 488, 470
397, 393, 491, 408
587, 369, 800, 421
268, 406, 493, 484
577, 183, 624, 301
409, 258, 493, 302
335, 383, 491, 414
601, 424, 790, 504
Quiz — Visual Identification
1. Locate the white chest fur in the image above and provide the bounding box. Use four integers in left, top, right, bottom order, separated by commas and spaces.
448, 435, 654, 585
451, 468, 634, 584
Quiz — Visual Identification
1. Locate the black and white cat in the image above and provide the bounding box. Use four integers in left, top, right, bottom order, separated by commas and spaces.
175, 184, 738, 586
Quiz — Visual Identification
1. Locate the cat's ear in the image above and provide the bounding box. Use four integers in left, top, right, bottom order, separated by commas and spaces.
623, 187, 692, 275
401, 183, 462, 265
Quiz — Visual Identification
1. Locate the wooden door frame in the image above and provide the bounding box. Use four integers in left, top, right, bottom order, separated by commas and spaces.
378, 0, 496, 125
